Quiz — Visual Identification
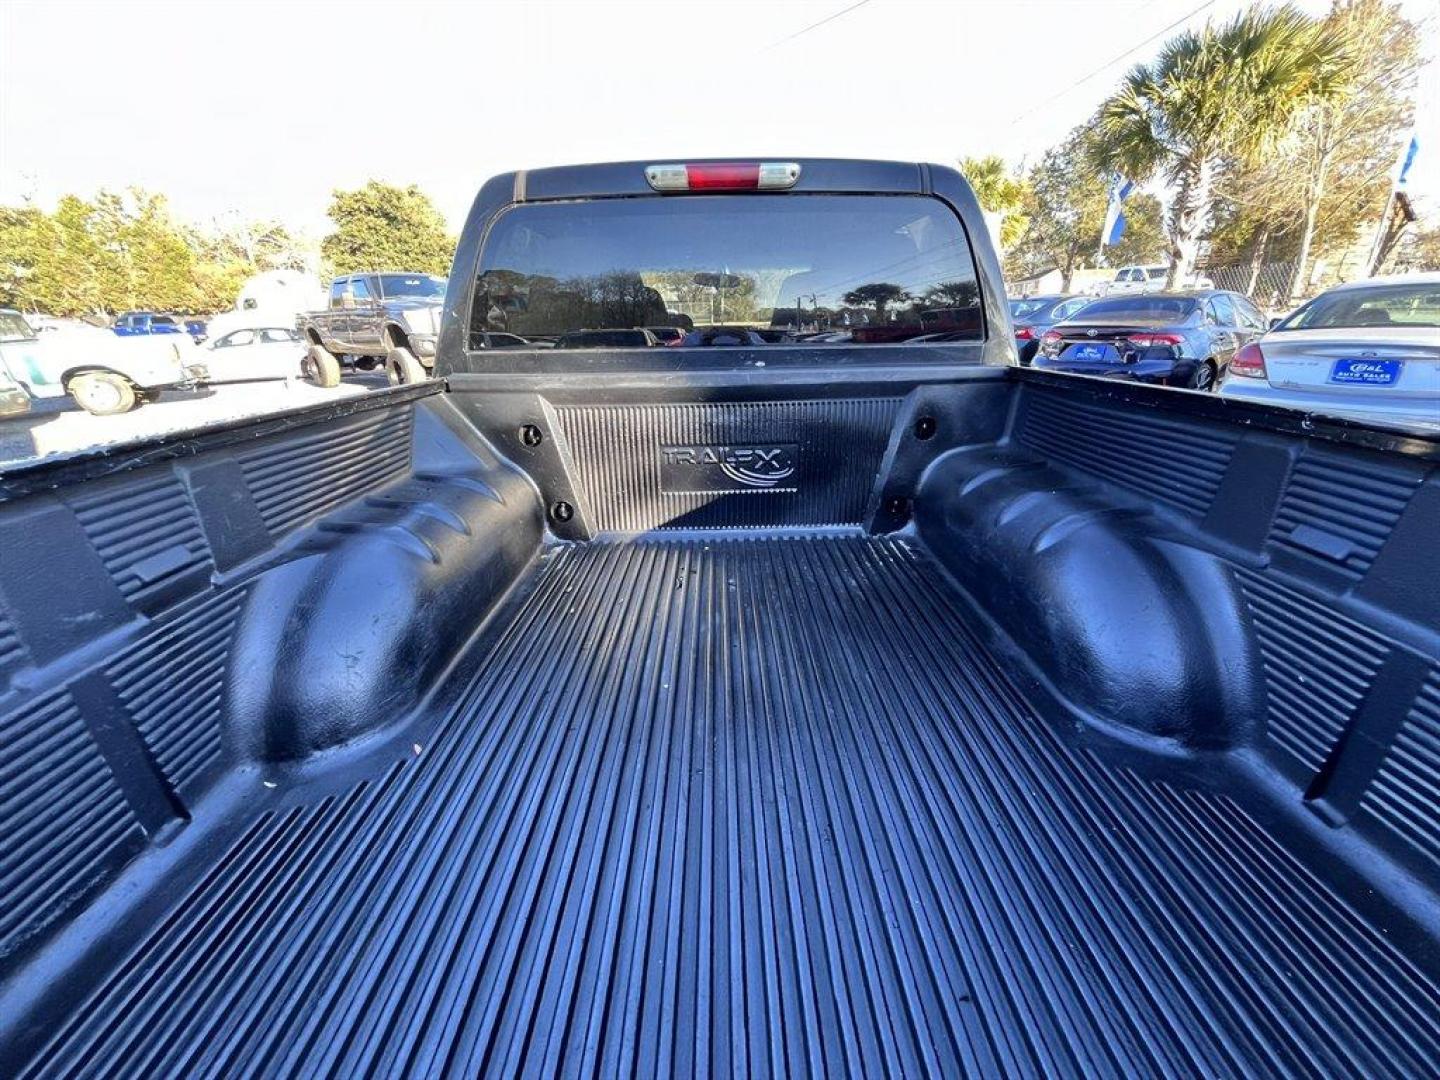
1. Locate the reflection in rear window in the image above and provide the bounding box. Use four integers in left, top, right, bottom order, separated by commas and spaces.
470, 194, 981, 349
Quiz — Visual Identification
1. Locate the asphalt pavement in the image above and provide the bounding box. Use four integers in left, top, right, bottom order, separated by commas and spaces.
0, 374, 390, 469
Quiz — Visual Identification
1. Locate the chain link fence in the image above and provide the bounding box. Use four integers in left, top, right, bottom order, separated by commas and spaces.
1205, 260, 1298, 313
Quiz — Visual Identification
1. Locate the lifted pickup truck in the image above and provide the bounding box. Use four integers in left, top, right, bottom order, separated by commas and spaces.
296, 272, 445, 386
1, 159, 1437, 1077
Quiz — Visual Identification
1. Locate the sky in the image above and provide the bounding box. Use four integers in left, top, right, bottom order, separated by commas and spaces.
1, 0, 1437, 237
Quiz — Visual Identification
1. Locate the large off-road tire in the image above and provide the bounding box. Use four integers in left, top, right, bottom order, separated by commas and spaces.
302, 345, 342, 388
68, 371, 138, 416
385, 346, 427, 385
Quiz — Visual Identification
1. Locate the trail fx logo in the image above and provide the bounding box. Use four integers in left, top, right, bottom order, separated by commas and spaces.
660, 444, 798, 492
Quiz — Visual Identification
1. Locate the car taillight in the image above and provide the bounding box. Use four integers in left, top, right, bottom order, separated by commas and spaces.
1126, 332, 1185, 348
1014, 325, 1035, 340
1040, 330, 1063, 346
645, 162, 801, 192
1229, 342, 1267, 378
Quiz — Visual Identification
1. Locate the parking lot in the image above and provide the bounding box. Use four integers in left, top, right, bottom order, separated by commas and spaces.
0, 374, 384, 468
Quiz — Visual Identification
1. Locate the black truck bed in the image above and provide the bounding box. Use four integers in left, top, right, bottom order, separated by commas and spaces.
12, 535, 1435, 1077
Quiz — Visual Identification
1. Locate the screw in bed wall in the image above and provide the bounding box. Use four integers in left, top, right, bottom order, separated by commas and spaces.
913, 416, 937, 440
550, 501, 574, 523
519, 424, 544, 447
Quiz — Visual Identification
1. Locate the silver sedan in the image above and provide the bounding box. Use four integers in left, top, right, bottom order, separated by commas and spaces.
1220, 273, 1440, 431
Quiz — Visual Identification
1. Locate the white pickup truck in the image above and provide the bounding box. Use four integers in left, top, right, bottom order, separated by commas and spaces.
1092, 263, 1215, 296
0, 309, 203, 415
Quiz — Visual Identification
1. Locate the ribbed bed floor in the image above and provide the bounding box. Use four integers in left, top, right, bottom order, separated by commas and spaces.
19, 536, 1440, 1077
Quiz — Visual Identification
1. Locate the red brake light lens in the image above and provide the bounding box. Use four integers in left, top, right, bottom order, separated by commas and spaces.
1126, 332, 1185, 348
1229, 342, 1267, 378
645, 162, 801, 192
1014, 325, 1035, 340
687, 163, 760, 189
1040, 329, 1064, 345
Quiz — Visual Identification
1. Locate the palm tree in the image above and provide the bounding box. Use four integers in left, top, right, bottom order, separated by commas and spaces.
1093, 4, 1350, 288
841, 283, 911, 324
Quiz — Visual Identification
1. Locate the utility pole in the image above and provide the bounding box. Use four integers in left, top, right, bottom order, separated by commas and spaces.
797, 292, 817, 331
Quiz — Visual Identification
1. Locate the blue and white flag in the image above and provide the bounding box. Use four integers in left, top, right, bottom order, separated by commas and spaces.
1395, 133, 1419, 188
1101, 177, 1135, 248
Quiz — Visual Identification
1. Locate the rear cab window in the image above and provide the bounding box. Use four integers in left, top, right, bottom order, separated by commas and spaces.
469, 194, 982, 350
377, 274, 446, 299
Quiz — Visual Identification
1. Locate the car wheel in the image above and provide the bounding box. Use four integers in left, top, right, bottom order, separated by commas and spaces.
68, 371, 137, 415
385, 347, 427, 385
1188, 360, 1217, 392
303, 345, 342, 388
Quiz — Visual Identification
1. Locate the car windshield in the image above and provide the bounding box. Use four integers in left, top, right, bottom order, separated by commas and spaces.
1010, 299, 1049, 319
471, 194, 982, 348
1075, 297, 1196, 322
377, 274, 447, 299
0, 312, 35, 342
1277, 283, 1440, 330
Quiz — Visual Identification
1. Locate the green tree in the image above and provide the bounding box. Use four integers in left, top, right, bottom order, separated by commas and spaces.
1392, 223, 1440, 273
1108, 193, 1167, 267
0, 204, 52, 311
842, 283, 911, 323
122, 191, 201, 311
923, 280, 979, 308
1095, 4, 1350, 287
1209, 0, 1418, 295
960, 155, 1030, 249
41, 196, 110, 316
1009, 125, 1167, 289
321, 182, 453, 275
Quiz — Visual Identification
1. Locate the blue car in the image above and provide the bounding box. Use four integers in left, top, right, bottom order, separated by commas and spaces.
112, 311, 185, 337
1008, 294, 1093, 363
1033, 290, 1266, 391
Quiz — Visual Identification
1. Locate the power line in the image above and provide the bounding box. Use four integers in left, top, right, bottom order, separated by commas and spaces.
1008, 0, 1218, 127
766, 0, 875, 50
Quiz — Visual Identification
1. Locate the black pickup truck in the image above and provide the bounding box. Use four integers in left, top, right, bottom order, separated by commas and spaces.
1, 159, 1437, 1077
296, 271, 446, 386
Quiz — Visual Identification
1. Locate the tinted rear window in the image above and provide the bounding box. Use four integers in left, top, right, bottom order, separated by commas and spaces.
1076, 297, 1197, 322
377, 274, 446, 299
470, 194, 981, 349
1278, 283, 1440, 330
555, 329, 654, 348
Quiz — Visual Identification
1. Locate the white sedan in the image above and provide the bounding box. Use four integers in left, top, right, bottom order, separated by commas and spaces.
1220, 273, 1440, 431
203, 326, 309, 383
